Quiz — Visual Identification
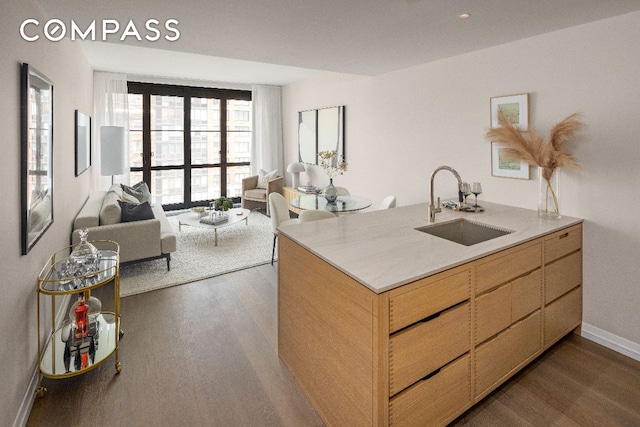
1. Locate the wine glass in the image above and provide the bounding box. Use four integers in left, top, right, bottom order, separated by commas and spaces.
471, 182, 482, 207
460, 182, 471, 206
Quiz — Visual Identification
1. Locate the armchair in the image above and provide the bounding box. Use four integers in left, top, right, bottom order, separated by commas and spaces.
242, 174, 284, 216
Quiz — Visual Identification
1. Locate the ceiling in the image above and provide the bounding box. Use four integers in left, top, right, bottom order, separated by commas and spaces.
35, 0, 640, 86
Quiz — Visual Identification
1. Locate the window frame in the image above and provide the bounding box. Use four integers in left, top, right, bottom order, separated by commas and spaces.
127, 82, 252, 210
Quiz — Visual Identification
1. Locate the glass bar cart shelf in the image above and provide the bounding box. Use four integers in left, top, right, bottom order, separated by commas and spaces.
36, 240, 122, 397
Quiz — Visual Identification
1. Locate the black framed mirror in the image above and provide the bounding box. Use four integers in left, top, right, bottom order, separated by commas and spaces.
298, 106, 345, 164
75, 110, 91, 176
298, 109, 317, 164
21, 63, 54, 255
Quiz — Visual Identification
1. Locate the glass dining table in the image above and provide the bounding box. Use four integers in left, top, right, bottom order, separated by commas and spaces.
290, 194, 372, 213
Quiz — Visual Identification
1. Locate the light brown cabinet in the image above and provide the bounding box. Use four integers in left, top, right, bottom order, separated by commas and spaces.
282, 186, 304, 214
279, 223, 582, 427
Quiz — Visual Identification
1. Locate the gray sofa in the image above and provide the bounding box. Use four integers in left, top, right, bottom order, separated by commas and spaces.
71, 185, 176, 270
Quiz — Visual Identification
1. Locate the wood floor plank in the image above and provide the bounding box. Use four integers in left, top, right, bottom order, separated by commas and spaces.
27, 264, 640, 427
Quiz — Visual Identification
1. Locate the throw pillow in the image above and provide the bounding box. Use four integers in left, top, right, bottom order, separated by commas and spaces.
120, 191, 140, 205
121, 181, 151, 203
118, 200, 155, 223
257, 169, 277, 189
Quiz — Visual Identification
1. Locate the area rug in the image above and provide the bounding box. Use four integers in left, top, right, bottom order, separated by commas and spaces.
119, 211, 274, 297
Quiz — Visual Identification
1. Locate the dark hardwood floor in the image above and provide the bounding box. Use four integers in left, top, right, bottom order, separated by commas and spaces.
28, 264, 640, 426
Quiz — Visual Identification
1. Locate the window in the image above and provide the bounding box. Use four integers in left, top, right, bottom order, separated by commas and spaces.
128, 82, 252, 210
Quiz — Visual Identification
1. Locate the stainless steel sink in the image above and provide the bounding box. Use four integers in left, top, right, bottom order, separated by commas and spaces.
416, 219, 513, 246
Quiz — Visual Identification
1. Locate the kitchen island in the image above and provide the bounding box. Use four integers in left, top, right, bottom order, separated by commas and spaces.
277, 201, 583, 426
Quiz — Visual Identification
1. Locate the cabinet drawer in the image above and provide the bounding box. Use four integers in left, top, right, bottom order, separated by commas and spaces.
475, 242, 542, 295
389, 302, 470, 396
475, 311, 542, 397
475, 284, 511, 345
389, 269, 470, 333
544, 286, 582, 347
545, 250, 582, 304
512, 269, 542, 322
389, 354, 471, 427
545, 225, 582, 263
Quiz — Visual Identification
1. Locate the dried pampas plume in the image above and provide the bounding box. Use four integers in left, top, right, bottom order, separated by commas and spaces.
485, 110, 584, 181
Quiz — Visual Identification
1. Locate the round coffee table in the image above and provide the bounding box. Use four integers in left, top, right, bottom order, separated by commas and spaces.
176, 208, 250, 246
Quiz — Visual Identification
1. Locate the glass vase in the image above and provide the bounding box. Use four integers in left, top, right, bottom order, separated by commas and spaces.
324, 178, 338, 203
538, 167, 560, 218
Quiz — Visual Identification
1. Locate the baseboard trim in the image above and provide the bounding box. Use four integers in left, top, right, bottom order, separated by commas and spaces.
14, 294, 71, 427
13, 368, 38, 427
582, 322, 640, 362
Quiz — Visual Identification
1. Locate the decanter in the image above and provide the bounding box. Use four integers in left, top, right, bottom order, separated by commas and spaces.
70, 228, 98, 261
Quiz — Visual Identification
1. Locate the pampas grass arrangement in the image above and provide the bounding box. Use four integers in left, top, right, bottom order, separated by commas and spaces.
485, 110, 584, 215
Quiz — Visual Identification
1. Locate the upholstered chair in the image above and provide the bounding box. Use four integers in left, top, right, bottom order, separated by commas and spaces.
268, 192, 300, 264
242, 174, 284, 216
298, 209, 336, 222
379, 195, 397, 209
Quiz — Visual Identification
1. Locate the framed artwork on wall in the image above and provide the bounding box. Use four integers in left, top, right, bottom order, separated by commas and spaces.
75, 110, 91, 176
21, 63, 54, 254
491, 141, 530, 179
490, 93, 529, 130
490, 93, 530, 179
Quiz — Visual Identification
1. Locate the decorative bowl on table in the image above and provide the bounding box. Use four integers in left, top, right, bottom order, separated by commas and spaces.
191, 207, 207, 217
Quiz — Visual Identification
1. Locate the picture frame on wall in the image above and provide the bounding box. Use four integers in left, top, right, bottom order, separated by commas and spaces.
75, 110, 91, 176
491, 141, 530, 179
21, 63, 54, 254
490, 93, 530, 179
490, 93, 529, 130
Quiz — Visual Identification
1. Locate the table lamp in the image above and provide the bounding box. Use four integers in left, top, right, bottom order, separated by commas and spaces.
100, 126, 126, 184
287, 162, 305, 188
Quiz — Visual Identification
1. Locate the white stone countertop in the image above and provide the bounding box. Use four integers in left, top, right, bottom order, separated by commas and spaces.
278, 201, 583, 294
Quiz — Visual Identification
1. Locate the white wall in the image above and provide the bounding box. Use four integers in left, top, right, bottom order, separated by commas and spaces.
283, 12, 640, 351
0, 0, 95, 425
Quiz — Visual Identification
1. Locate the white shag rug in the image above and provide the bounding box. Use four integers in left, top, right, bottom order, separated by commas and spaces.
119, 211, 274, 297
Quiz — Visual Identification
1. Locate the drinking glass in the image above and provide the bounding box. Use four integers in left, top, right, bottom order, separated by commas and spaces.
460, 182, 471, 206
471, 182, 482, 207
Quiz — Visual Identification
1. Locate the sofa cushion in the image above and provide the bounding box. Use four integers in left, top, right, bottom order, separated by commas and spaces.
74, 191, 105, 229
118, 200, 155, 222
121, 181, 151, 203
244, 188, 267, 200
100, 189, 122, 225
257, 169, 277, 189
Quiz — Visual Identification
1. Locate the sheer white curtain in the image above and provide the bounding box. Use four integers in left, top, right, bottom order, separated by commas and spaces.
94, 72, 129, 188
251, 85, 283, 175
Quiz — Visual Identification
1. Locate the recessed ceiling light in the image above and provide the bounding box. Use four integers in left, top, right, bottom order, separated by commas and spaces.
459, 13, 471, 19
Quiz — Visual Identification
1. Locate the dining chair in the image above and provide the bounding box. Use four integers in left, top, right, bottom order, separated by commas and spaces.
268, 192, 300, 265
379, 195, 396, 209
298, 209, 336, 222
336, 187, 350, 196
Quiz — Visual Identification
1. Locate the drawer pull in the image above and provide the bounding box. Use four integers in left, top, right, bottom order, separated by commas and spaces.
558, 232, 570, 239
421, 312, 441, 323
419, 367, 441, 383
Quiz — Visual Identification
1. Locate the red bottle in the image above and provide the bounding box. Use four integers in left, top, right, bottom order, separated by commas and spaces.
74, 298, 89, 338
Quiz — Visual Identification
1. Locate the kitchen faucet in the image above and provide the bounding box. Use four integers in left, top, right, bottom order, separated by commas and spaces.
429, 165, 463, 222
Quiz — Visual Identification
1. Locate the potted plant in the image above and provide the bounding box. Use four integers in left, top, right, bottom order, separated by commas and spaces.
317, 150, 347, 203
485, 111, 584, 217
213, 197, 234, 211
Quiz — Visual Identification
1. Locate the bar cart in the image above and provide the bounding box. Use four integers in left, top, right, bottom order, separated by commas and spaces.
35, 238, 122, 397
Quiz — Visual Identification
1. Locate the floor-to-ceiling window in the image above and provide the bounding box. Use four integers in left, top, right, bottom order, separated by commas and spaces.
128, 82, 252, 210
